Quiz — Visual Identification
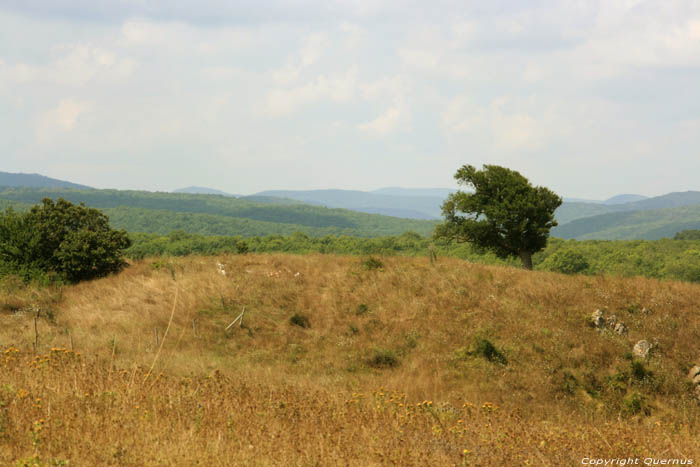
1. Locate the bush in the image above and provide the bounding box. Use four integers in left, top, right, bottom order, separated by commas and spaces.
470, 337, 508, 365
362, 257, 384, 270
355, 304, 369, 315
662, 250, 700, 283
289, 313, 311, 329
622, 392, 650, 415
367, 349, 399, 368
540, 248, 590, 275
0, 199, 131, 283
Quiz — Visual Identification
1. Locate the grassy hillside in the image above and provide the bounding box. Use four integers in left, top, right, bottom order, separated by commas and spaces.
1, 255, 700, 464
0, 187, 436, 237
553, 204, 700, 240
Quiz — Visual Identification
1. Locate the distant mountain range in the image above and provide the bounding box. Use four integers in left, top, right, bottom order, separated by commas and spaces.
174, 185, 700, 240
173, 186, 238, 197
0, 171, 91, 190
3, 171, 700, 241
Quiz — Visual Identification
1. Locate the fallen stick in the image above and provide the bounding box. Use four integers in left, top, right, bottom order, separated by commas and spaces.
225, 307, 246, 331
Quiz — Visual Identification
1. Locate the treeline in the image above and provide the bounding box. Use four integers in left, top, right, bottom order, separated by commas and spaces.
0, 187, 436, 237
126, 231, 700, 283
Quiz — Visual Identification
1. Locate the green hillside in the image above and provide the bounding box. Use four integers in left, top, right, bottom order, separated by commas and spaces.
553, 202, 620, 225
0, 187, 436, 237
254, 189, 444, 219
552, 204, 700, 240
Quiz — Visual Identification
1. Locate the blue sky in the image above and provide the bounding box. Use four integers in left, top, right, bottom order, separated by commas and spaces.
1, 1, 699, 198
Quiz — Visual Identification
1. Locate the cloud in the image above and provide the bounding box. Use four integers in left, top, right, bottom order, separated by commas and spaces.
1, 1, 700, 196
259, 69, 357, 117
35, 98, 92, 143
358, 106, 402, 135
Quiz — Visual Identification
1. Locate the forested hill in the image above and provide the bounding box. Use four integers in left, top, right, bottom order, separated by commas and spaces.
253, 189, 444, 219
552, 204, 700, 240
0, 187, 436, 237
554, 191, 700, 226
0, 171, 91, 189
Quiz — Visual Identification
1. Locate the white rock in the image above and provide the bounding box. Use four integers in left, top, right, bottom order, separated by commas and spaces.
633, 340, 652, 359
689, 365, 700, 380
591, 310, 604, 328
614, 322, 627, 335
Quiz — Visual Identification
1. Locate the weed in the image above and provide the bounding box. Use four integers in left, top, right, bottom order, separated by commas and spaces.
367, 349, 399, 368
559, 371, 578, 395
289, 313, 311, 329
355, 303, 370, 315
362, 257, 383, 270
630, 360, 653, 383
470, 337, 508, 365
622, 392, 650, 416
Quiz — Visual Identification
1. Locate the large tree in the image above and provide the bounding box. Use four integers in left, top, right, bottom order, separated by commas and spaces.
0, 198, 131, 282
434, 165, 562, 270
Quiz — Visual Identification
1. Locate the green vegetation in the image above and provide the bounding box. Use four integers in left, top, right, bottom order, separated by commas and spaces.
435, 165, 562, 269
466, 337, 508, 365
0, 187, 436, 238
553, 204, 700, 240
0, 199, 130, 282
675, 229, 700, 240
289, 313, 311, 329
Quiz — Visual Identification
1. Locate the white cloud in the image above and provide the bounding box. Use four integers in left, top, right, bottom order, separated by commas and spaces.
358, 106, 402, 135
1, 2, 700, 195
35, 98, 92, 143
259, 69, 357, 117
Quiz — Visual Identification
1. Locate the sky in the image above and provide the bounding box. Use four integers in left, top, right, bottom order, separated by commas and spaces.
0, 1, 699, 198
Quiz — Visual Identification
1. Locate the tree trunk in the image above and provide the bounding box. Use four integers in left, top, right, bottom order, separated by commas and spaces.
519, 251, 533, 270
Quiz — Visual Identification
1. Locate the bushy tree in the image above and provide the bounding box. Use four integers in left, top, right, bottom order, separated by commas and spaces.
540, 248, 590, 275
434, 165, 562, 269
0, 198, 131, 282
662, 250, 700, 283
674, 230, 700, 240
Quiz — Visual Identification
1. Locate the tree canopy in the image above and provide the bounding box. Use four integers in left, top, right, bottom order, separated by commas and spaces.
434, 164, 562, 269
0, 198, 131, 282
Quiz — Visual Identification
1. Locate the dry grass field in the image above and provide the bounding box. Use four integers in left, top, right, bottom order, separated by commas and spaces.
2, 254, 700, 465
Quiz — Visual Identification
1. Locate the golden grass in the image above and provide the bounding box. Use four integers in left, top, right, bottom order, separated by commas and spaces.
2, 254, 700, 465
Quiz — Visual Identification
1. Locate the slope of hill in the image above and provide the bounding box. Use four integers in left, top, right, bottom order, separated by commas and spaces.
0, 187, 436, 237
254, 189, 444, 219
0, 171, 91, 189
173, 186, 238, 196
2, 255, 699, 463
604, 193, 648, 204
370, 187, 456, 198
554, 191, 700, 226
624, 191, 700, 210
552, 204, 700, 240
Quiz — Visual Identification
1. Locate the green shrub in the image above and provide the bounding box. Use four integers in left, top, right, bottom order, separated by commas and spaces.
355, 303, 369, 315
362, 256, 384, 270
289, 313, 311, 329
662, 250, 700, 283
540, 248, 590, 275
622, 392, 650, 415
468, 337, 508, 365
